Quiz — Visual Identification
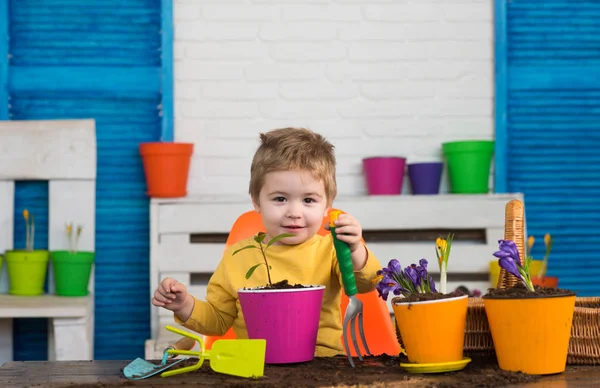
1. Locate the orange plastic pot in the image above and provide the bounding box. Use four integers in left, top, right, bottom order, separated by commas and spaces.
483, 293, 576, 375
393, 294, 468, 364
139, 142, 193, 198
531, 276, 558, 288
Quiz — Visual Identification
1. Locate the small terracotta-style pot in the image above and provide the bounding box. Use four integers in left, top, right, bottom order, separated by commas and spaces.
531, 276, 559, 288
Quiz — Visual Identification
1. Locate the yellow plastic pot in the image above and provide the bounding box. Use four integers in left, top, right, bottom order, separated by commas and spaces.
483, 293, 576, 375
393, 294, 468, 364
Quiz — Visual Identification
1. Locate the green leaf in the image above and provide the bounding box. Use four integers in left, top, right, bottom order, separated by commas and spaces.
254, 232, 266, 244
232, 245, 259, 256
245, 263, 263, 279
266, 233, 295, 248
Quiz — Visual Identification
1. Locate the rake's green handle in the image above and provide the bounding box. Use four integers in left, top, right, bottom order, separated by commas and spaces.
331, 227, 358, 297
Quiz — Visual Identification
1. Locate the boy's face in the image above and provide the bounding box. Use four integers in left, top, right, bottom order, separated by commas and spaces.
253, 169, 329, 246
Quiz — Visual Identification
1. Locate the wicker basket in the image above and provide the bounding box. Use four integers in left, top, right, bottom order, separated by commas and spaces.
397, 199, 600, 365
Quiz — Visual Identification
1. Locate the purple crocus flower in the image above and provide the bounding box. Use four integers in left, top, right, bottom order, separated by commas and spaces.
493, 239, 524, 281
429, 276, 437, 293
386, 259, 402, 275
416, 259, 429, 283
404, 265, 420, 289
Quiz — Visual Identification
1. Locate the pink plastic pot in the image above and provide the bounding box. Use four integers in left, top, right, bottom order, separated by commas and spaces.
238, 285, 325, 364
362, 157, 406, 195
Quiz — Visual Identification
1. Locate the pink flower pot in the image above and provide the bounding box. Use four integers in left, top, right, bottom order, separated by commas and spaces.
362, 157, 406, 195
238, 285, 325, 364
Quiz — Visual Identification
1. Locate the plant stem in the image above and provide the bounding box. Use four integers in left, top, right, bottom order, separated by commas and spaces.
25, 221, 31, 251
259, 243, 272, 286
440, 262, 447, 294
30, 218, 35, 251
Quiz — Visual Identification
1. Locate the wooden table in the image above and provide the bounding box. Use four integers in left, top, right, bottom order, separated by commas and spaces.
1, 356, 600, 388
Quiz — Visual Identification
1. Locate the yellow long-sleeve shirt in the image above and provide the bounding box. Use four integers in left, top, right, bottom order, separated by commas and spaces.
174, 233, 382, 356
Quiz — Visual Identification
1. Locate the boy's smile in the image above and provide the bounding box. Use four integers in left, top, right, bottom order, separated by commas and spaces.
253, 169, 329, 246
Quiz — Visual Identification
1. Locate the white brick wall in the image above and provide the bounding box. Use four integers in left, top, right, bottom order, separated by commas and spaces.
174, 0, 494, 196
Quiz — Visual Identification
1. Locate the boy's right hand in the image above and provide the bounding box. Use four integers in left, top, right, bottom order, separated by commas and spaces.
152, 278, 193, 321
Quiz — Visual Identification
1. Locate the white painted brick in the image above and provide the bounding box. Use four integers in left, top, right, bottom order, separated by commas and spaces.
279, 82, 358, 100
201, 83, 278, 100
188, 138, 257, 157
187, 175, 250, 196
202, 157, 251, 177
269, 42, 347, 62
339, 24, 405, 42
175, 61, 243, 81
348, 41, 491, 61
259, 101, 339, 119
179, 101, 258, 119
404, 61, 492, 80
173, 42, 185, 60
179, 119, 311, 139
364, 3, 491, 22
360, 77, 492, 100
337, 98, 491, 119
341, 22, 491, 42
176, 22, 258, 41
361, 118, 493, 138
245, 63, 324, 81
173, 3, 201, 20
201, 5, 280, 21
259, 23, 338, 41
326, 64, 406, 82
174, 81, 201, 100
253, 0, 329, 3
283, 5, 363, 21
404, 22, 492, 41
360, 82, 436, 99
176, 0, 243, 3
364, 4, 443, 21
185, 42, 268, 60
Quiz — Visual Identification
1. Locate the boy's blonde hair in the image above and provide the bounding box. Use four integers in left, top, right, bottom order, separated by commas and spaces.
249, 127, 337, 206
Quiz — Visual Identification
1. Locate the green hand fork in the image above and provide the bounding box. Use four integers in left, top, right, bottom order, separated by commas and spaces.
329, 210, 371, 368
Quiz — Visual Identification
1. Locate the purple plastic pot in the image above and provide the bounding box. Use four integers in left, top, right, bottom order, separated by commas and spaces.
408, 162, 443, 195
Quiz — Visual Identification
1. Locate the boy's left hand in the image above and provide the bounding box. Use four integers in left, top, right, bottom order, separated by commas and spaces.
328, 212, 363, 253
327, 211, 369, 271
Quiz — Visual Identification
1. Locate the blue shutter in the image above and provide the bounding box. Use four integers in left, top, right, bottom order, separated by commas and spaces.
7, 0, 171, 359
497, 1, 600, 295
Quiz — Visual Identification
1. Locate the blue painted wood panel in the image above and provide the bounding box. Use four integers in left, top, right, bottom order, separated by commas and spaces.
7, 0, 169, 360
497, 0, 600, 295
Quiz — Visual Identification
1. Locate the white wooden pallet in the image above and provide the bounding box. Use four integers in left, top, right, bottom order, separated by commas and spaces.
145, 192, 524, 359
0, 119, 97, 365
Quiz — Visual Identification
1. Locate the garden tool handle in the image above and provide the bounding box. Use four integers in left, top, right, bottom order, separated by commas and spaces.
172, 337, 196, 351
329, 211, 358, 297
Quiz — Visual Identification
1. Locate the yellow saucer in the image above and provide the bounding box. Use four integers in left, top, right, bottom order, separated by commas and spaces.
400, 357, 471, 374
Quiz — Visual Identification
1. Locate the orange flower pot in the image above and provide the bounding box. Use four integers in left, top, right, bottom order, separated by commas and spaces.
483, 293, 576, 375
393, 295, 468, 364
139, 142, 193, 198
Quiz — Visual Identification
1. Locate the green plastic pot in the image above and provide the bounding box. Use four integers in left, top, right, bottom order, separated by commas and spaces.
6, 250, 49, 296
442, 140, 495, 194
51, 251, 94, 296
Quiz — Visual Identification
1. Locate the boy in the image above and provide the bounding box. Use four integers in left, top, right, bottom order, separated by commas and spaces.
152, 127, 382, 356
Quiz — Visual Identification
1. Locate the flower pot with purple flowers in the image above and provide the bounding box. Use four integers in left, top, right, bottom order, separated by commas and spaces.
483, 201, 575, 375
373, 234, 470, 370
